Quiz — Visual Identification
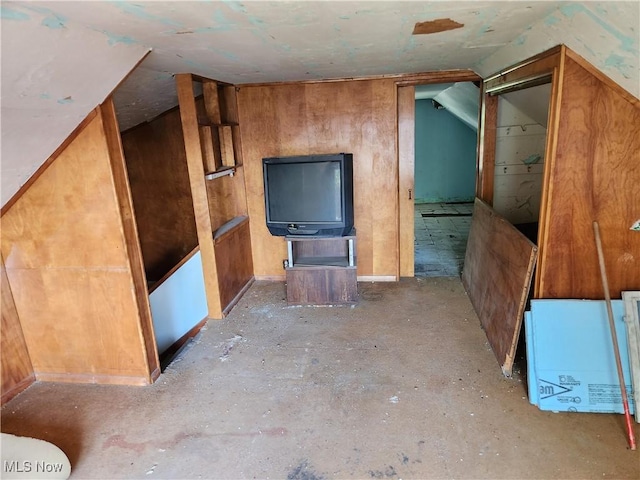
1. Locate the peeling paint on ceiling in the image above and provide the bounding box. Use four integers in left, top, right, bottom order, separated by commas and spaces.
413, 18, 465, 35
1, 1, 638, 208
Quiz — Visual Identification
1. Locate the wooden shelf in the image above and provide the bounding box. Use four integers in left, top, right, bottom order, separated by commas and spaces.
204, 166, 235, 180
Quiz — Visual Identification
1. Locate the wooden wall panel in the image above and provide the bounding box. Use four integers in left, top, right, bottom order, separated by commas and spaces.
462, 199, 537, 376
1, 111, 154, 384
1, 254, 34, 404
238, 79, 398, 279
397, 86, 415, 277
121, 107, 198, 282
536, 56, 640, 299
206, 166, 248, 233
214, 217, 253, 311
101, 99, 159, 381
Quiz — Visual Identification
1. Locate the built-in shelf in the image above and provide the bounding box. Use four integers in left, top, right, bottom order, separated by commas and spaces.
205, 166, 235, 180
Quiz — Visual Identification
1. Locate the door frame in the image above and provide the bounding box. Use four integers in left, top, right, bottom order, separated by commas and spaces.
395, 72, 482, 277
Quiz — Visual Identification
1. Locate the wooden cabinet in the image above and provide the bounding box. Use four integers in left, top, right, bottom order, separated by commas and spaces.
285, 233, 358, 305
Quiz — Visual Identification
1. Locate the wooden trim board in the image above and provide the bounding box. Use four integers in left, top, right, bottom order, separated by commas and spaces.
176, 73, 222, 318
101, 98, 160, 381
462, 198, 538, 376
397, 85, 415, 277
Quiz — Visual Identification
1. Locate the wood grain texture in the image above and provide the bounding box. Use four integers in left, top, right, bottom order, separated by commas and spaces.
1, 109, 99, 216
238, 79, 398, 278
485, 46, 561, 94
121, 106, 198, 282
199, 125, 222, 173
477, 93, 497, 204
214, 217, 253, 312
565, 49, 639, 108
286, 267, 358, 305
218, 125, 235, 167
1, 253, 34, 405
397, 85, 415, 277
202, 81, 222, 124
536, 56, 640, 298
206, 165, 248, 233
462, 198, 537, 376
1, 112, 153, 383
101, 98, 159, 379
176, 74, 222, 318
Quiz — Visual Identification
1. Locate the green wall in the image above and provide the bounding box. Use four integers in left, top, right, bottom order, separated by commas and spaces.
414, 99, 477, 203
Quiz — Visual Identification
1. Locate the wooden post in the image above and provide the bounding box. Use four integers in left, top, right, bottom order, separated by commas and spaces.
176, 74, 223, 319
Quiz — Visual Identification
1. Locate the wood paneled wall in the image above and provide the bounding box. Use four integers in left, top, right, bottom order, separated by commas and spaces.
1, 254, 34, 404
1, 106, 158, 385
214, 217, 253, 312
121, 108, 198, 283
238, 79, 398, 279
536, 54, 640, 298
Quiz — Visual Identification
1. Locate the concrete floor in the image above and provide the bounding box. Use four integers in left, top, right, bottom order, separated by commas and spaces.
2, 279, 638, 479
414, 203, 473, 277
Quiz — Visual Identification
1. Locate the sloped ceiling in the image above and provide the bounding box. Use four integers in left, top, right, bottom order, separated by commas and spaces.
416, 82, 480, 130
1, 1, 638, 208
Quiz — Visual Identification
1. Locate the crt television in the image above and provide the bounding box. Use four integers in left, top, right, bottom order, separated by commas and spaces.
262, 153, 354, 237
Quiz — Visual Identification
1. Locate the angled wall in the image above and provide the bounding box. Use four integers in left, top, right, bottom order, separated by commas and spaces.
1, 103, 159, 385
1, 3, 149, 208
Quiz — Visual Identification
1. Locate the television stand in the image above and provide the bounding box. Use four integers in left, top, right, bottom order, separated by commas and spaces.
284, 231, 358, 305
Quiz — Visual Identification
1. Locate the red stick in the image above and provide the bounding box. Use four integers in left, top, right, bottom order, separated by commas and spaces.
593, 221, 636, 450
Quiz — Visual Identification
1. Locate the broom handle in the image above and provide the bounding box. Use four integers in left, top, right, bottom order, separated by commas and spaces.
593, 221, 636, 450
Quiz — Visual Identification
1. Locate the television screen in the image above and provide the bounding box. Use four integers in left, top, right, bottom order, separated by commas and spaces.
266, 161, 342, 222
263, 153, 354, 236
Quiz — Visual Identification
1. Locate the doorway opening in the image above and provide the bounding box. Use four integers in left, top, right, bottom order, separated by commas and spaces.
413, 82, 479, 277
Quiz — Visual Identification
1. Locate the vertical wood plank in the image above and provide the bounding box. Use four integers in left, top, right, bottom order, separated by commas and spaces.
398, 85, 415, 277
535, 61, 565, 297
218, 125, 235, 167
202, 81, 222, 124
477, 92, 497, 204
176, 74, 222, 318
199, 125, 221, 173
100, 98, 160, 381
1, 253, 35, 404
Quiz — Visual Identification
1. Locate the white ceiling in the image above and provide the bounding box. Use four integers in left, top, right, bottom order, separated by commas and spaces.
1, 1, 638, 207
416, 82, 481, 130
